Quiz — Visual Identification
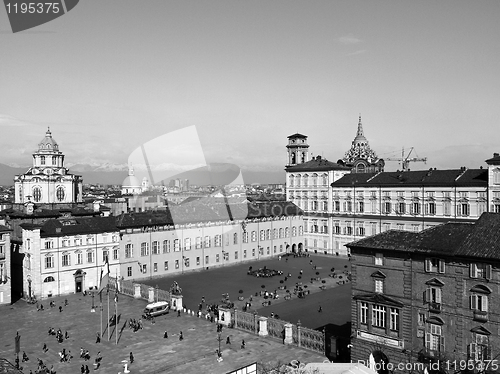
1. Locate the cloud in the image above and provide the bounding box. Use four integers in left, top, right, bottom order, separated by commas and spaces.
0, 114, 30, 127
346, 49, 366, 56
338, 34, 362, 45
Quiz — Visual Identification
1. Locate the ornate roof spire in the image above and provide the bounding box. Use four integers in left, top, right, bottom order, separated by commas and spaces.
353, 114, 367, 145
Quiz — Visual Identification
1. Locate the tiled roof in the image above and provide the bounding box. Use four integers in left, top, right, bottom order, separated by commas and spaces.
455, 213, 500, 259
116, 201, 302, 229
287, 133, 307, 139
485, 153, 500, 164
39, 216, 118, 237
348, 213, 500, 259
286, 157, 350, 172
332, 168, 488, 187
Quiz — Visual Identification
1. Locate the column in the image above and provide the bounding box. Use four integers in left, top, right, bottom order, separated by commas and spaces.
258, 316, 268, 337
284, 323, 293, 344
134, 284, 141, 299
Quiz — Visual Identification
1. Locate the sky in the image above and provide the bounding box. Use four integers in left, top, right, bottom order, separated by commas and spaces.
0, 0, 499, 174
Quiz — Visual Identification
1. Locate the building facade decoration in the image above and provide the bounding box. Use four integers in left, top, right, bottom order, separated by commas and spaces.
14, 128, 83, 204
347, 212, 500, 374
341, 116, 384, 174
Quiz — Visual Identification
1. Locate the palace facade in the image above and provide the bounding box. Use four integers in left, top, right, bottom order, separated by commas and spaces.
347, 212, 500, 374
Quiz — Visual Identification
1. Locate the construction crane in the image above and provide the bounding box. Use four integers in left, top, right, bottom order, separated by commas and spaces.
385, 147, 427, 171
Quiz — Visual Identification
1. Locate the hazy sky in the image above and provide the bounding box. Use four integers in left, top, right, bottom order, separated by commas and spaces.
0, 0, 499, 173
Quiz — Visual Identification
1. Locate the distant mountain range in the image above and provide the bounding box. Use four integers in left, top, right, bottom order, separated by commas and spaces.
0, 163, 285, 186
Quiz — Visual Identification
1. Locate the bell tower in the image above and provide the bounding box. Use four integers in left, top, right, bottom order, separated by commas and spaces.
286, 133, 309, 167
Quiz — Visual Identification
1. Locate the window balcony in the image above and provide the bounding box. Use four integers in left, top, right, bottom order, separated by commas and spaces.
428, 302, 441, 313
473, 310, 488, 322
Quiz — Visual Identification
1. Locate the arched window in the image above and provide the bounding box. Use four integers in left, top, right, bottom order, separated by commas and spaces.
52, 156, 57, 166
291, 152, 296, 164
303, 174, 308, 187
233, 233, 238, 244
33, 187, 42, 202
56, 186, 65, 201
494, 168, 500, 184
44, 276, 55, 283
289, 174, 294, 187
296, 175, 301, 187
322, 174, 328, 186
312, 173, 318, 187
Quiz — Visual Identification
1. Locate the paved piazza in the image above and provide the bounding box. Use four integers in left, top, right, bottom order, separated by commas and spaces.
0, 254, 350, 373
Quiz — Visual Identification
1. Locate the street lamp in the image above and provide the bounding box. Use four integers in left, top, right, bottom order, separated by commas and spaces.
91, 291, 95, 313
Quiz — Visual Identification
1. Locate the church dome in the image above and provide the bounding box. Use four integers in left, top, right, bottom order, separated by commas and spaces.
38, 127, 59, 151
122, 167, 141, 188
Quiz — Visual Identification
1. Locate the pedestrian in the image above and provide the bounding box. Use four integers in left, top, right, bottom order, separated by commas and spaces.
179, 331, 183, 341
318, 306, 322, 313
42, 343, 48, 352
201, 296, 205, 303
50, 364, 56, 374
22, 351, 29, 362
85, 364, 90, 374
129, 352, 134, 364
65, 331, 69, 340
177, 310, 181, 317
59, 306, 62, 312
226, 336, 231, 344
241, 339, 245, 349
80, 364, 85, 374
163, 331, 168, 339
96, 332, 101, 343
64, 299, 68, 306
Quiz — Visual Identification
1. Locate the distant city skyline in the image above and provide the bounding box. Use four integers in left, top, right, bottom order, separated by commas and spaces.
0, 1, 498, 174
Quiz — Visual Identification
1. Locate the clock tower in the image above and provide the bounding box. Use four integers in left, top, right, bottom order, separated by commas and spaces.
286, 133, 309, 167
14, 128, 83, 204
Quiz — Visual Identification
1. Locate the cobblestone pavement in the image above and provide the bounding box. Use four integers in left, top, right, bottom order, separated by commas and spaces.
0, 292, 326, 373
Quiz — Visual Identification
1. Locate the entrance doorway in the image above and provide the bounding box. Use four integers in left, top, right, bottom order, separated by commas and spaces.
75, 278, 82, 293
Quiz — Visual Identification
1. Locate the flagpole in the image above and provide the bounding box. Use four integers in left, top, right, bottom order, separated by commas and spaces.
115, 270, 118, 345
107, 287, 110, 341
100, 291, 103, 341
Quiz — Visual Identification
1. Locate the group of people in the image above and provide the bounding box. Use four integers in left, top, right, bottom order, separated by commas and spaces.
79, 347, 91, 361
128, 317, 143, 332
58, 348, 72, 363
47, 327, 67, 344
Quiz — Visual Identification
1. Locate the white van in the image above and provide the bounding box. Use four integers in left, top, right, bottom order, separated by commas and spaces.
143, 301, 170, 318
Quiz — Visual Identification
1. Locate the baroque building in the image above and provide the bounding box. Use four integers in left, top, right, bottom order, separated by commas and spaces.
14, 128, 83, 204
340, 116, 385, 173
347, 212, 500, 374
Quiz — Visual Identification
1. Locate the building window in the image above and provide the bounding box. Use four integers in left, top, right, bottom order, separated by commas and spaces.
153, 263, 158, 272
215, 235, 221, 247
375, 279, 384, 293
425, 258, 445, 273
142, 264, 147, 273
195, 237, 202, 249
334, 201, 340, 212
469, 334, 491, 362
357, 201, 364, 213
418, 313, 426, 327
164, 261, 168, 270
103, 250, 109, 263
163, 240, 170, 253
383, 202, 391, 214
77, 253, 83, 265
243, 232, 249, 243
196, 257, 200, 265
285, 227, 289, 237
184, 238, 191, 251
175, 260, 179, 269
113, 248, 118, 260
470, 293, 488, 312
372, 305, 386, 328
390, 308, 399, 331
374, 253, 383, 266
426, 202, 436, 215
205, 236, 211, 248
260, 230, 265, 241
470, 263, 491, 279
443, 201, 451, 216
184, 258, 190, 268
458, 203, 470, 217
216, 254, 220, 263
292, 227, 297, 236
152, 241, 159, 255
45, 240, 53, 249
412, 202, 420, 215
56, 187, 65, 201
62, 253, 70, 267
425, 286, 442, 310
252, 248, 255, 257
243, 250, 247, 258
125, 244, 133, 258
397, 202, 405, 214
87, 251, 94, 263
33, 187, 42, 202
127, 267, 132, 277
251, 231, 257, 242
205, 256, 209, 264
360, 302, 368, 324
235, 251, 238, 259
425, 323, 443, 352
174, 239, 180, 252
141, 242, 149, 256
